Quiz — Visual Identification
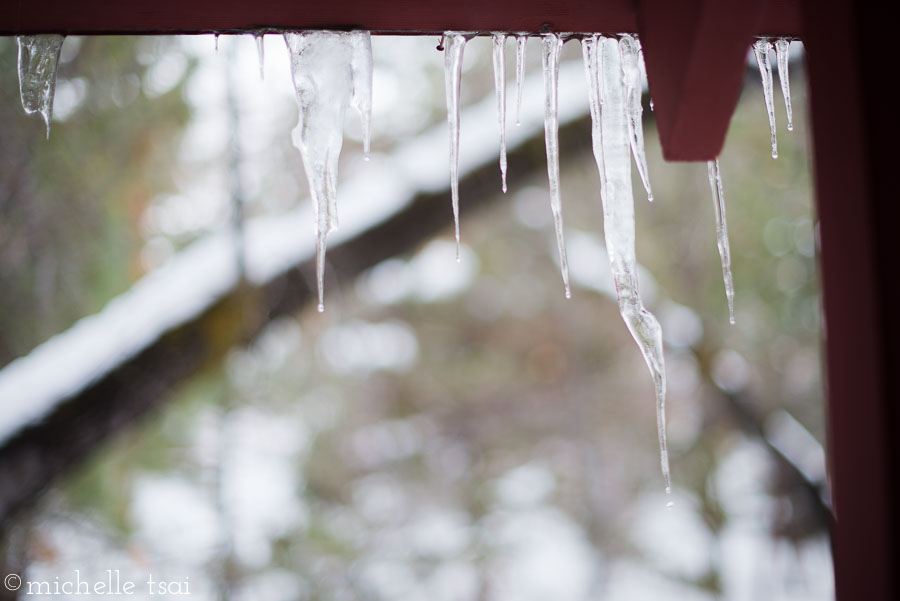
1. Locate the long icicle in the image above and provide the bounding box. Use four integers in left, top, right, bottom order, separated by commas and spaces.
515, 34, 527, 126
284, 31, 373, 312
17, 34, 65, 139
581, 35, 604, 184
774, 38, 793, 132
443, 32, 467, 260
619, 35, 653, 202
707, 160, 735, 324
541, 33, 571, 299
594, 35, 670, 496
492, 33, 509, 193
753, 39, 778, 159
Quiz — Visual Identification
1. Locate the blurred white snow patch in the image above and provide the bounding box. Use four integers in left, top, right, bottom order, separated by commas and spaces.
223, 407, 309, 567
629, 490, 714, 581
425, 561, 480, 601
487, 507, 595, 601
352, 473, 409, 524
53, 77, 88, 121
764, 410, 827, 485
604, 560, 715, 601
347, 415, 434, 469
658, 301, 704, 349
711, 348, 751, 393
232, 569, 309, 601
714, 439, 773, 520
408, 508, 471, 558
319, 319, 418, 375
567, 230, 659, 305
494, 462, 556, 507
358, 240, 478, 305
131, 474, 220, 565
357, 558, 416, 599
513, 185, 554, 229
143, 49, 188, 97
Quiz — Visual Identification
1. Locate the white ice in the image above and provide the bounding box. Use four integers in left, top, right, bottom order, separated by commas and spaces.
284, 30, 373, 312
443, 32, 468, 260
541, 33, 571, 299
774, 38, 793, 132
492, 33, 509, 193
707, 159, 735, 324
515, 34, 527, 126
619, 35, 653, 202
590, 35, 670, 494
17, 34, 65, 139
753, 39, 778, 159
254, 33, 265, 79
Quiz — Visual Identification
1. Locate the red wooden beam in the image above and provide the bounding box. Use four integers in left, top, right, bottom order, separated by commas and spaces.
636, 0, 768, 161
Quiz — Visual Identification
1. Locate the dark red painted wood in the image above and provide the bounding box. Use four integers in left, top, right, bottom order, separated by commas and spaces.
0, 0, 799, 36
636, 0, 768, 161
803, 1, 899, 599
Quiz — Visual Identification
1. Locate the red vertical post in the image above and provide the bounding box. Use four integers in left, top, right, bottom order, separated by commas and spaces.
803, 1, 899, 600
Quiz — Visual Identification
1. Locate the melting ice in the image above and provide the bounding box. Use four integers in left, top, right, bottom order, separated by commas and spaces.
541, 33, 571, 299
254, 33, 265, 80
619, 35, 653, 202
707, 159, 735, 324
584, 34, 670, 494
443, 32, 468, 259
753, 39, 778, 159
284, 30, 373, 312
17, 34, 65, 139
515, 34, 527, 126
492, 33, 509, 193
774, 38, 793, 132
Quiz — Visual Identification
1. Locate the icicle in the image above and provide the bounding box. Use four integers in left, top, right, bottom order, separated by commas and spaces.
593, 35, 670, 495
619, 35, 653, 202
753, 39, 778, 159
581, 35, 604, 193
254, 33, 265, 80
707, 159, 735, 324
443, 32, 467, 260
350, 31, 374, 159
541, 33, 571, 299
214, 33, 220, 52
515, 34, 527, 126
17, 35, 65, 139
284, 31, 373, 312
492, 33, 509, 193
774, 38, 793, 132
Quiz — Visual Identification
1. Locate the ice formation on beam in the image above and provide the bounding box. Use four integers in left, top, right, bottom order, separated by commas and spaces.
753, 39, 778, 159
774, 38, 793, 132
515, 34, 527, 126
16, 34, 65, 139
254, 33, 265, 79
707, 159, 735, 324
583, 34, 670, 495
619, 34, 653, 202
443, 31, 468, 259
491, 33, 509, 193
541, 33, 571, 299
284, 30, 373, 312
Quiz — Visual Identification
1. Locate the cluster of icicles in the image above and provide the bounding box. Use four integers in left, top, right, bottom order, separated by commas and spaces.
15, 31, 794, 496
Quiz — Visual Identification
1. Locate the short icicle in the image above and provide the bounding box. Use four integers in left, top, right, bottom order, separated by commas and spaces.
515, 34, 527, 126
774, 38, 793, 132
580, 35, 604, 187
707, 159, 735, 324
214, 33, 220, 52
254, 33, 265, 79
350, 31, 374, 158
284, 31, 374, 312
491, 33, 509, 193
17, 34, 65, 139
541, 33, 571, 299
595, 35, 670, 497
443, 32, 467, 260
753, 39, 778, 159
619, 35, 653, 202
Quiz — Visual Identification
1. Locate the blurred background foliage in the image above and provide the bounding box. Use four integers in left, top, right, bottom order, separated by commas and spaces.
0, 34, 828, 600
